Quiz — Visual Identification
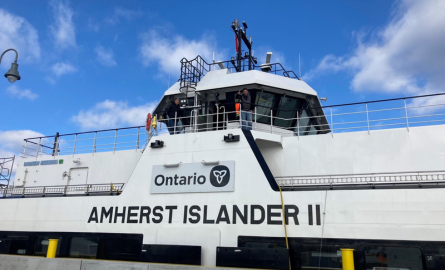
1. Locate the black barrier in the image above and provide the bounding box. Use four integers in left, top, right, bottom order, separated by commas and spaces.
140, 244, 201, 265
216, 246, 289, 270
0, 239, 11, 254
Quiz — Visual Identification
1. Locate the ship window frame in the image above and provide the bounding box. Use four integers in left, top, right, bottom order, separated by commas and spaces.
254, 91, 278, 125
4, 235, 29, 255
364, 245, 424, 270
274, 96, 304, 129
300, 244, 346, 270
33, 235, 62, 257
68, 236, 99, 259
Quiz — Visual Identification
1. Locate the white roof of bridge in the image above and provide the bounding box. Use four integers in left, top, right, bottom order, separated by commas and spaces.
163, 69, 318, 96
196, 69, 317, 95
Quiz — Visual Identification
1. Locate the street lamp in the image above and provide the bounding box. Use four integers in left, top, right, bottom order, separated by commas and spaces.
0, 48, 21, 83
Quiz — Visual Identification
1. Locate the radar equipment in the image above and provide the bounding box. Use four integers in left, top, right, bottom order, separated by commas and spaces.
260, 52, 273, 72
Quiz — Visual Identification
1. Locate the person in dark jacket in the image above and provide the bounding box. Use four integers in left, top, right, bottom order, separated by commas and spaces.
236, 88, 255, 130
166, 98, 184, 135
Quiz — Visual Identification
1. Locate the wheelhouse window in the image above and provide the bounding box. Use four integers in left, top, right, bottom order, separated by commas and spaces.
255, 92, 277, 124
364, 245, 423, 270
296, 110, 311, 135
275, 96, 303, 128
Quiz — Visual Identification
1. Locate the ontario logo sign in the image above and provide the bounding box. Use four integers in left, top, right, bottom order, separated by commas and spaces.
150, 161, 234, 194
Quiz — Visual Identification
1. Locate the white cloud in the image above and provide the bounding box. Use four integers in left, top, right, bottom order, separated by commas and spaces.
0, 130, 45, 175
88, 8, 142, 32
49, 0, 76, 49
95, 46, 117, 67
139, 30, 225, 76
6, 85, 38, 100
0, 9, 40, 67
72, 100, 157, 130
304, 0, 445, 97
87, 18, 101, 32
105, 7, 142, 25
51, 62, 77, 77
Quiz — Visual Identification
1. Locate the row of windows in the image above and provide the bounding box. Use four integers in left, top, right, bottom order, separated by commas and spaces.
299, 245, 423, 270
1, 233, 142, 261
160, 89, 329, 135
227, 90, 326, 135
244, 242, 424, 270
4, 235, 98, 258
239, 236, 445, 270
3, 232, 438, 269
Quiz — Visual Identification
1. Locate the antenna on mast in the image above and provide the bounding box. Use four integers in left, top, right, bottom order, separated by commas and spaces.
231, 19, 254, 72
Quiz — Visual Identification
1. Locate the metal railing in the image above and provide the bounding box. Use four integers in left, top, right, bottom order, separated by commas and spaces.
276, 171, 445, 190
179, 55, 300, 92
2, 183, 125, 198
0, 156, 14, 189
21, 93, 445, 158
22, 126, 149, 158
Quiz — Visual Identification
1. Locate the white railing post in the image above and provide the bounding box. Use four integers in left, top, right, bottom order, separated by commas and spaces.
36, 138, 41, 160
270, 110, 273, 133
113, 130, 118, 154
174, 111, 177, 135
155, 114, 158, 136
297, 111, 300, 138
23, 140, 27, 157
366, 103, 370, 135
254, 107, 257, 131
93, 132, 97, 155
72, 134, 77, 157
330, 107, 334, 138
216, 105, 219, 131
136, 127, 140, 150
239, 109, 242, 129
404, 99, 410, 132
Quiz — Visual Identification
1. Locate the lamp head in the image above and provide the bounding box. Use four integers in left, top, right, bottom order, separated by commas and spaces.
4, 62, 20, 83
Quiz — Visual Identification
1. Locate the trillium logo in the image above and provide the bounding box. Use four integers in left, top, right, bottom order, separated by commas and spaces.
210, 165, 230, 187
213, 170, 227, 184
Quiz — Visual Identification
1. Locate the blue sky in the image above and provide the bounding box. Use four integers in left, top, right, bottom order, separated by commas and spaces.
1, 0, 444, 160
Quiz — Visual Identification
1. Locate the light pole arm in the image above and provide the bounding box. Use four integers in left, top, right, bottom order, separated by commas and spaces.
0, 49, 19, 64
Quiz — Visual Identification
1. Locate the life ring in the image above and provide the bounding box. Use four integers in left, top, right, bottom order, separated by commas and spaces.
146, 113, 152, 131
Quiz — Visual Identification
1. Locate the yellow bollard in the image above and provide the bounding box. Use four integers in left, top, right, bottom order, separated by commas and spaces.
46, 239, 59, 258
340, 248, 355, 270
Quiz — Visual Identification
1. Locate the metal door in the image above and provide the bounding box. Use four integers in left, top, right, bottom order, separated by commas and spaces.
68, 167, 89, 186
67, 167, 89, 195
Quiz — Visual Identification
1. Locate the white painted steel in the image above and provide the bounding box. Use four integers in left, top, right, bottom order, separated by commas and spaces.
3, 126, 445, 267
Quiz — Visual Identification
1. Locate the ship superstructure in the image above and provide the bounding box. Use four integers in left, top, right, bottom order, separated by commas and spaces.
1, 20, 445, 270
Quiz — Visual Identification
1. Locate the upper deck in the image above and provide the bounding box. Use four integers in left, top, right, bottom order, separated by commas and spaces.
2, 91, 443, 198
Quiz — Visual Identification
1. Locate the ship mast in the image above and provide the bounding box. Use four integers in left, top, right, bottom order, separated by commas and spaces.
231, 19, 257, 72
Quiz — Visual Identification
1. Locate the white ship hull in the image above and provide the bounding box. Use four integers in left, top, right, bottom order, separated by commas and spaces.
2, 125, 445, 267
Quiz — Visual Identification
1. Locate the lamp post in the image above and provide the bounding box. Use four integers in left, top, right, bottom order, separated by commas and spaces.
0, 48, 21, 83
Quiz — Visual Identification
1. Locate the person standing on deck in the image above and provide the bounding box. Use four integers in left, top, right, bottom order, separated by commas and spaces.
237, 88, 254, 130
167, 98, 184, 135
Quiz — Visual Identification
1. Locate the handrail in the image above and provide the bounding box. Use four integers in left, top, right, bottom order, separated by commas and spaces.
20, 92, 445, 158
276, 170, 445, 190
23, 92, 445, 141
2, 183, 125, 198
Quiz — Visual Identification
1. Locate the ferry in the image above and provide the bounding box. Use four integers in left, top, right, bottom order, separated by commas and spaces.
1, 20, 445, 270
